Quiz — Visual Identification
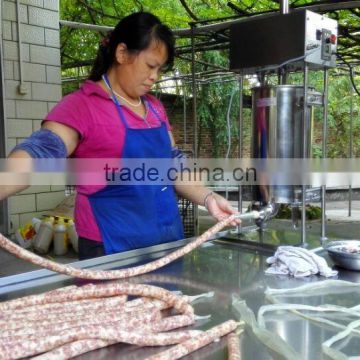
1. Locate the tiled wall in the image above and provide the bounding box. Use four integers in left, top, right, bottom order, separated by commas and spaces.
1, 0, 65, 234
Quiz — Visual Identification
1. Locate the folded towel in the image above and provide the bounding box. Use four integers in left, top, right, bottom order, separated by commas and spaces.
266, 246, 338, 278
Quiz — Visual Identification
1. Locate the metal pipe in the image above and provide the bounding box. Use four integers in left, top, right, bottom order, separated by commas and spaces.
173, 1, 360, 36
59, 2, 360, 38
183, 82, 187, 145
0, 13, 10, 235
16, 0, 26, 95
59, 20, 113, 32
301, 64, 309, 247
280, 0, 289, 14
321, 69, 329, 242
191, 24, 199, 236
349, 70, 354, 217
238, 76, 244, 220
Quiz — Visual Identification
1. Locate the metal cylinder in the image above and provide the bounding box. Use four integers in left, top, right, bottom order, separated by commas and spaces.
280, 0, 289, 14
251, 85, 314, 203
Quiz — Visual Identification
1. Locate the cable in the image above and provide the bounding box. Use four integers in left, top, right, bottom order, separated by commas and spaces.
337, 54, 360, 97
226, 88, 237, 158
258, 48, 319, 74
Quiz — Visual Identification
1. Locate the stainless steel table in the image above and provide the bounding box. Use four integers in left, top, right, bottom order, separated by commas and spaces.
0, 228, 359, 359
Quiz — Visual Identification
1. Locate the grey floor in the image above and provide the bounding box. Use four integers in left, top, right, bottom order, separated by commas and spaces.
0, 200, 359, 278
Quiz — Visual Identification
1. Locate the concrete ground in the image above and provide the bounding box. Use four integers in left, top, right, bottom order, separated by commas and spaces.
1, 200, 359, 278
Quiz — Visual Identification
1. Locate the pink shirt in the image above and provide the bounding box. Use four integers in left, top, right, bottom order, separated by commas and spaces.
45, 80, 171, 242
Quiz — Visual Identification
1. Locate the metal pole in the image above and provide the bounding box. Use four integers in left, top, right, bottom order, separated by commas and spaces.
16, 0, 25, 92
183, 82, 187, 145
191, 24, 199, 236
238, 76, 244, 218
0, 15, 9, 235
301, 64, 309, 247
280, 0, 290, 14
348, 69, 354, 217
321, 69, 329, 242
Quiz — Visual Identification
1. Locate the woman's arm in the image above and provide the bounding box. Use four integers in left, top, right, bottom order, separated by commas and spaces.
169, 131, 240, 226
0, 122, 79, 201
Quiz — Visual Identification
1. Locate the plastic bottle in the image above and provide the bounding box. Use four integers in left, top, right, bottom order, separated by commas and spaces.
32, 218, 42, 233
67, 219, 78, 253
33, 217, 54, 254
53, 218, 68, 256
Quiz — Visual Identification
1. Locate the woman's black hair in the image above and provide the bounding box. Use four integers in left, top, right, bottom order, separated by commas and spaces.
89, 12, 174, 81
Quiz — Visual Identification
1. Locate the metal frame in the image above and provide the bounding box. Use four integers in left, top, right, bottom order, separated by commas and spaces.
0, 11, 9, 235
321, 69, 329, 243
0, 230, 234, 295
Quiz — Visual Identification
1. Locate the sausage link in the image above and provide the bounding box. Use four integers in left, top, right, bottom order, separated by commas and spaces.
150, 314, 195, 333
227, 332, 242, 360
0, 215, 236, 280
31, 339, 115, 360
32, 330, 203, 360
0, 305, 139, 329
0, 307, 161, 340
147, 320, 238, 360
0, 295, 127, 319
0, 283, 193, 316
1, 326, 202, 360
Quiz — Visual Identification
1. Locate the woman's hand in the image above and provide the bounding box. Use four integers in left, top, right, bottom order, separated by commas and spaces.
205, 193, 241, 227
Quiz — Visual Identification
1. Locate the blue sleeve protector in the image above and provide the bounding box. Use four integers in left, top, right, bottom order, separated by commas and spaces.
11, 128, 67, 158
171, 147, 187, 159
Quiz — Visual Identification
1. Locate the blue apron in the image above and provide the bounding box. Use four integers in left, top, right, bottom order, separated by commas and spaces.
88, 75, 184, 254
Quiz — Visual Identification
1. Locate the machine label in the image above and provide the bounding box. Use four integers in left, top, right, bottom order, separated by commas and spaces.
256, 97, 276, 107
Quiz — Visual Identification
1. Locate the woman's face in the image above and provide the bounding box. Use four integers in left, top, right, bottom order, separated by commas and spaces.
115, 40, 168, 98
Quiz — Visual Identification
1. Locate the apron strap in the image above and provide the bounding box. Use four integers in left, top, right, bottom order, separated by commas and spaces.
102, 74, 130, 129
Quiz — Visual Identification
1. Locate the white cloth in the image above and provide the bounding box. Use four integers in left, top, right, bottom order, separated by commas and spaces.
266, 246, 338, 278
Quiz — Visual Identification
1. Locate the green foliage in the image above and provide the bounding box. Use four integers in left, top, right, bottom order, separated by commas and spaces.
276, 204, 322, 220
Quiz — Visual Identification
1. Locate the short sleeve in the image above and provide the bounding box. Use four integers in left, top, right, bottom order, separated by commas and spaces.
44, 91, 91, 138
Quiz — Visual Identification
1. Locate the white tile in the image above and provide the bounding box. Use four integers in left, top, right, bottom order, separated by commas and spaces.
50, 185, 65, 191
3, 1, 16, 21
3, 60, 14, 80
23, 62, 46, 82
9, 194, 36, 214
45, 65, 61, 84
3, 41, 30, 61
36, 191, 65, 211
43, 0, 58, 11
21, 0, 44, 7
6, 118, 33, 137
28, 6, 59, 29
15, 100, 48, 119
5, 100, 16, 118
31, 82, 61, 101
21, 24, 45, 45
2, 20, 12, 40
44, 28, 59, 48
21, 185, 51, 194
5, 138, 17, 156
30, 44, 60, 66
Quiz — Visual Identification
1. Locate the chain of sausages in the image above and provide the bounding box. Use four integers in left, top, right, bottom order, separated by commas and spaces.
147, 319, 239, 360
0, 283, 200, 359
0, 214, 237, 280
0, 215, 243, 359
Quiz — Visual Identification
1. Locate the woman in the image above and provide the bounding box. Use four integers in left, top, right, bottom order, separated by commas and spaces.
5, 12, 239, 259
